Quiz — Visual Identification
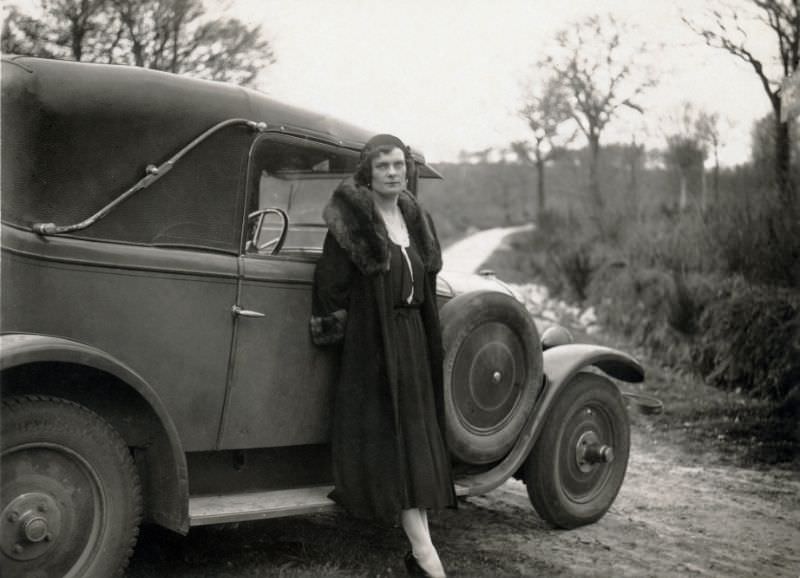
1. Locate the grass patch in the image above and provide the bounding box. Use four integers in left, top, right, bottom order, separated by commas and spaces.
618, 349, 799, 470
482, 238, 800, 472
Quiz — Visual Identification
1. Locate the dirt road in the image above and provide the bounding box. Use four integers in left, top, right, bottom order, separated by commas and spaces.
128, 425, 800, 577
457, 430, 800, 577
442, 224, 535, 274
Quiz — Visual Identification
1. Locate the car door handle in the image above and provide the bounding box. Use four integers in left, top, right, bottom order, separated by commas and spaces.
232, 306, 265, 318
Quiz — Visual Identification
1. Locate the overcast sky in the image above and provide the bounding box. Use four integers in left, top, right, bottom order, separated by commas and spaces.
224, 0, 775, 167
10, 0, 779, 165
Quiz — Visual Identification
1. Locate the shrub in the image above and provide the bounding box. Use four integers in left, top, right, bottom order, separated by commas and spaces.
532, 210, 609, 303
702, 190, 800, 288
550, 240, 596, 302
693, 281, 800, 401
588, 265, 704, 367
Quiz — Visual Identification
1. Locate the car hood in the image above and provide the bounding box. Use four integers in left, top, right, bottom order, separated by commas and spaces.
437, 270, 520, 301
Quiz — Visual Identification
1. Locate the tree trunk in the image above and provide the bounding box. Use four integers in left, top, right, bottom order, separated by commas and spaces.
701, 166, 707, 212
535, 152, 545, 217
713, 145, 720, 206
629, 156, 639, 219
588, 134, 602, 210
71, 28, 84, 61
774, 115, 795, 211
679, 172, 688, 211
502, 181, 511, 225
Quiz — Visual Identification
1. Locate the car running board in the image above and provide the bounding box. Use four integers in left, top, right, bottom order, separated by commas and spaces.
189, 486, 338, 526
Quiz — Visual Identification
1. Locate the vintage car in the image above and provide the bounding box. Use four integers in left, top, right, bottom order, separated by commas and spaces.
0, 55, 644, 577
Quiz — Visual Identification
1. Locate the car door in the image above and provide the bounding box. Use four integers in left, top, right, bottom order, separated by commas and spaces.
217, 135, 359, 449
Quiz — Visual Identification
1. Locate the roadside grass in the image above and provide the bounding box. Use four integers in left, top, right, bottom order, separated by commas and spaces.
599, 332, 800, 471
482, 243, 800, 472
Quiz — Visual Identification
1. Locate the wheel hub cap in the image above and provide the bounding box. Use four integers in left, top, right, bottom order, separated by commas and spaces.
575, 431, 614, 473
1, 492, 61, 561
453, 322, 526, 431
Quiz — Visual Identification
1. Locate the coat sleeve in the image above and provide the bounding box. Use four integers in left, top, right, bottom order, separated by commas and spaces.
310, 232, 355, 346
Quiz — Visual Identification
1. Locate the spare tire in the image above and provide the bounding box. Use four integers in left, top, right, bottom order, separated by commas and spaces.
440, 290, 543, 464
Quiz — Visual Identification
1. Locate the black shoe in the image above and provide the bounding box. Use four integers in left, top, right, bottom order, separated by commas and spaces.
405, 551, 432, 577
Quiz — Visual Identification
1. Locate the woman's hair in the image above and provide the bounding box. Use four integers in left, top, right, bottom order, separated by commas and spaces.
354, 133, 416, 187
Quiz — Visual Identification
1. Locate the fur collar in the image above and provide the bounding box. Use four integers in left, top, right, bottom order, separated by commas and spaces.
323, 177, 442, 276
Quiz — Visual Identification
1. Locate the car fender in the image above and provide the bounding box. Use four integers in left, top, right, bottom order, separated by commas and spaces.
454, 343, 643, 497
0, 332, 190, 532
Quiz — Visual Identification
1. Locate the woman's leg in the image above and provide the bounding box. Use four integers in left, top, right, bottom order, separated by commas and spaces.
401, 508, 445, 577
420, 508, 430, 538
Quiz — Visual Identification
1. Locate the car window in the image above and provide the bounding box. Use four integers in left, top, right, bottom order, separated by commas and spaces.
9, 122, 251, 253
248, 137, 359, 255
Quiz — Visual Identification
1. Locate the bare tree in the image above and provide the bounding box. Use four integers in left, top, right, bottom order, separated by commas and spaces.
3, 6, 53, 57
542, 14, 656, 209
54, 0, 109, 61
696, 111, 724, 207
1, 0, 274, 86
517, 75, 575, 216
665, 137, 707, 212
684, 0, 799, 211
663, 103, 709, 212
622, 135, 646, 218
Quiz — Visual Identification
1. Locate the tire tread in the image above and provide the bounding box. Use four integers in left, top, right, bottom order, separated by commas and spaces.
524, 373, 629, 529
1, 394, 143, 577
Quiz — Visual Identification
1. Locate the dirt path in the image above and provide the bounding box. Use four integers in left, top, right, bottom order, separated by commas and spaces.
129, 426, 800, 577
442, 224, 535, 274
457, 430, 800, 577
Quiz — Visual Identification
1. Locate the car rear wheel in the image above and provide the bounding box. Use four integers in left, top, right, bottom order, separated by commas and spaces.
1, 395, 142, 578
440, 291, 543, 465
524, 372, 629, 529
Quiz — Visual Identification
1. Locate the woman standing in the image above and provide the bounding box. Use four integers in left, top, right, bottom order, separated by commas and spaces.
311, 134, 455, 577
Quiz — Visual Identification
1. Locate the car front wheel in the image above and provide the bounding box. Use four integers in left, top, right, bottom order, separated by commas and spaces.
1, 395, 142, 578
524, 372, 630, 529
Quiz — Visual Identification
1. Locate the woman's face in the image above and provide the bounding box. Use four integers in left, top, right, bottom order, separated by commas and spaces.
370, 147, 407, 197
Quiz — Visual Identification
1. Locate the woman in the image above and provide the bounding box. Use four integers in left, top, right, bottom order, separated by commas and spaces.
310, 134, 455, 577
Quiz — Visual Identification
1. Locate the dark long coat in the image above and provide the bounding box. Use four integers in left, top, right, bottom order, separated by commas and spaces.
310, 177, 455, 522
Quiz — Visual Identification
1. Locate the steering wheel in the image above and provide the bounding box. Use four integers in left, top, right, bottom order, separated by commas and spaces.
258, 237, 281, 251
248, 208, 289, 255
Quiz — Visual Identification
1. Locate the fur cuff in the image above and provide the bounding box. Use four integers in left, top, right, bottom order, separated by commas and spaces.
310, 309, 348, 345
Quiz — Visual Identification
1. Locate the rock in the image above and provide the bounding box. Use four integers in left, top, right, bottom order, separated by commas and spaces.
579, 306, 597, 327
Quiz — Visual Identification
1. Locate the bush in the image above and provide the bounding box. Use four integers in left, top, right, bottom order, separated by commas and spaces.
702, 191, 800, 288
693, 281, 800, 401
588, 266, 712, 367
532, 210, 611, 303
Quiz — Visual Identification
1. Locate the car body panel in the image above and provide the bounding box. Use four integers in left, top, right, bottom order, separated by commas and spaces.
219, 254, 338, 449
541, 344, 644, 385
436, 270, 516, 299
0, 332, 190, 530
2, 225, 238, 451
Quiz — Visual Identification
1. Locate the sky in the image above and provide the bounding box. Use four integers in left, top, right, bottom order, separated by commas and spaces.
227, 0, 776, 166
8, 0, 780, 166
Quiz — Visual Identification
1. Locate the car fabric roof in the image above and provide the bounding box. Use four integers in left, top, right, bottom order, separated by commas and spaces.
3, 55, 374, 148
1, 56, 439, 228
